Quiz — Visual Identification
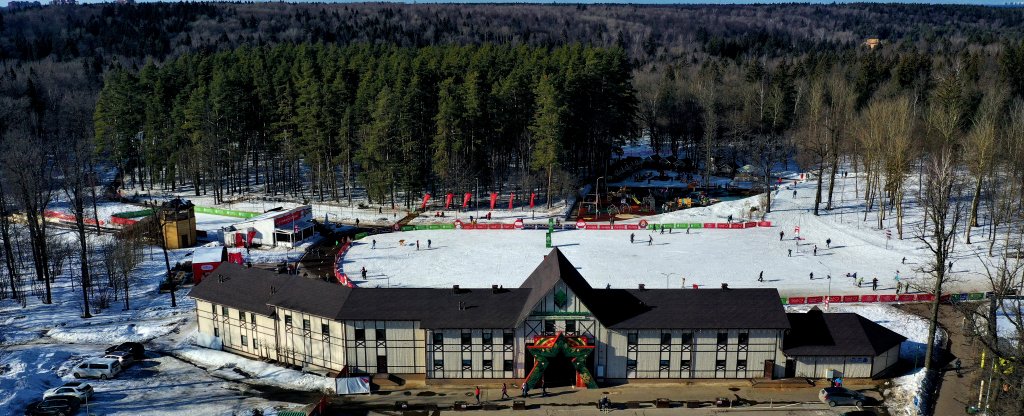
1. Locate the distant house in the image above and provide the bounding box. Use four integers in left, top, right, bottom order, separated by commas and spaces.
783, 307, 906, 378
191, 246, 227, 284
189, 249, 907, 387
864, 38, 882, 49
223, 206, 315, 248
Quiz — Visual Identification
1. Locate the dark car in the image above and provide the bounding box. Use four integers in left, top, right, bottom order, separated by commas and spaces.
105, 342, 145, 359
25, 396, 80, 416
840, 411, 877, 416
818, 387, 867, 407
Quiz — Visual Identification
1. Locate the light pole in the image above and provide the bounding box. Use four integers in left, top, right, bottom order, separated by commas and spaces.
660, 272, 675, 289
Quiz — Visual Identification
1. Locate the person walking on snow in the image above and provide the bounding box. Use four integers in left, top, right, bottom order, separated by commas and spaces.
779, 231, 785, 241
475, 386, 481, 404
788, 249, 792, 257
809, 272, 814, 280
857, 276, 864, 288
648, 235, 653, 246
902, 257, 906, 264
872, 278, 879, 291
361, 267, 367, 279
813, 245, 818, 256
372, 239, 377, 249
630, 233, 635, 244
427, 239, 432, 249
501, 383, 510, 399
660, 226, 665, 235
416, 240, 420, 250
826, 238, 831, 248
758, 271, 764, 283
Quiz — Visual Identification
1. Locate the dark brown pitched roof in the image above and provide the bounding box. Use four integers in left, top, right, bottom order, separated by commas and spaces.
337, 287, 532, 329
187, 263, 352, 318
587, 288, 791, 329
516, 248, 596, 324
782, 309, 907, 356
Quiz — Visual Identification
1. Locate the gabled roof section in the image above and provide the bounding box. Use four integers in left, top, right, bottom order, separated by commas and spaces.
783, 309, 907, 356
338, 287, 531, 329
516, 248, 596, 324
188, 262, 352, 318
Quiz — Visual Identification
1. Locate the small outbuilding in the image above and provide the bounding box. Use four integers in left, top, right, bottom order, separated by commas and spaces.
191, 246, 227, 284
782, 307, 906, 378
223, 206, 315, 248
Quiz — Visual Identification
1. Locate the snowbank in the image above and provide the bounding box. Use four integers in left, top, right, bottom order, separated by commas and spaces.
173, 344, 334, 393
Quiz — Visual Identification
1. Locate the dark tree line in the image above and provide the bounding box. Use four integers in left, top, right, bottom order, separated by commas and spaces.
93, 44, 637, 207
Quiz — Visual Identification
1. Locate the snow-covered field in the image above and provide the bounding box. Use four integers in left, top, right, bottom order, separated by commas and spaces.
343, 176, 991, 296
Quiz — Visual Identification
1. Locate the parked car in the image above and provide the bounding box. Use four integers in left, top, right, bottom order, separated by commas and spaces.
43, 381, 94, 401
24, 396, 80, 416
104, 351, 135, 367
819, 387, 867, 407
72, 358, 121, 380
104, 342, 145, 360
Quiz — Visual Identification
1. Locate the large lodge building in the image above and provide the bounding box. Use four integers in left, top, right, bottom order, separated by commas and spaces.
188, 249, 905, 388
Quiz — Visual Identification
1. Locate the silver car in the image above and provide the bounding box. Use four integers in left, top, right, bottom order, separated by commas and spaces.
43, 381, 94, 401
72, 358, 122, 380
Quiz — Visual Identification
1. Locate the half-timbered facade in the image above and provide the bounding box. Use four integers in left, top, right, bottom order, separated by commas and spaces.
188, 248, 905, 385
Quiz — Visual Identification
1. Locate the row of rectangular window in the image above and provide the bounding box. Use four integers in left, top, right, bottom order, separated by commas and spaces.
433, 359, 514, 371
541, 320, 577, 333
432, 332, 515, 346
626, 359, 747, 370
627, 332, 748, 346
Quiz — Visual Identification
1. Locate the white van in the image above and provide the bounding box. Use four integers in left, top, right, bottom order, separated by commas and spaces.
73, 357, 122, 380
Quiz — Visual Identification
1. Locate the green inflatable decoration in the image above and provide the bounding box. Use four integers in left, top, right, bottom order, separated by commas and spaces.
524, 332, 597, 389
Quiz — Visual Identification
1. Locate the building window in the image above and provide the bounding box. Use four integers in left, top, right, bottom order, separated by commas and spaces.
544, 320, 555, 333
738, 333, 749, 345
483, 360, 493, 370
461, 332, 472, 345
503, 332, 514, 345
253, 338, 259, 349
503, 360, 513, 371
211, 303, 216, 313
680, 359, 691, 370
375, 328, 386, 340
717, 332, 728, 345
221, 306, 229, 316
250, 313, 256, 324
626, 359, 637, 371
302, 319, 311, 331
659, 360, 670, 371
627, 333, 638, 345
433, 332, 444, 345
284, 315, 293, 326
565, 320, 576, 333
681, 332, 693, 345
321, 323, 330, 336
661, 333, 672, 345
462, 359, 472, 370
737, 360, 747, 370
213, 327, 219, 337
433, 359, 444, 369
482, 332, 493, 344
715, 360, 727, 370
241, 335, 248, 347
355, 328, 365, 341
238, 310, 245, 320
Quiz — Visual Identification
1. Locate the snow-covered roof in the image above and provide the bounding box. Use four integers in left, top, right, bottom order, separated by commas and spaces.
192, 246, 225, 264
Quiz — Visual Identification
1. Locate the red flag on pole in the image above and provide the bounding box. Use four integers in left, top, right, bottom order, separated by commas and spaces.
529, 193, 536, 209
420, 193, 431, 210
508, 193, 515, 210
444, 193, 453, 209
489, 193, 498, 210
463, 193, 472, 208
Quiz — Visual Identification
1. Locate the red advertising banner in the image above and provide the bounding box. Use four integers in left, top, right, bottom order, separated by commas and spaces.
758, 221, 772, 227
703, 223, 716, 229
273, 206, 312, 227
444, 193, 453, 209
828, 296, 842, 304
806, 296, 824, 304
489, 193, 498, 210
842, 295, 860, 303
860, 295, 878, 302
586, 225, 600, 230
529, 193, 536, 209
462, 223, 476, 230
788, 297, 806, 304
940, 294, 952, 303
717, 223, 731, 229
897, 294, 916, 302
917, 294, 936, 302
508, 193, 515, 210
744, 222, 757, 228
879, 295, 897, 302
598, 225, 612, 230
626, 225, 639, 230
420, 193, 431, 210
501, 224, 514, 230
488, 223, 501, 230
612, 224, 626, 230
729, 223, 743, 229
463, 193, 472, 208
